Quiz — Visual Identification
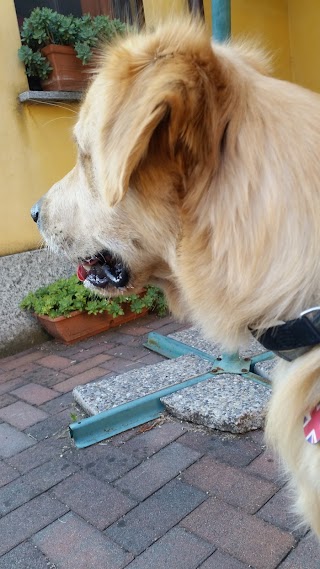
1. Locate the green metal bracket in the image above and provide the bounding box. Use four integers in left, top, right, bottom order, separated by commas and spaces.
70, 371, 213, 448
144, 332, 274, 383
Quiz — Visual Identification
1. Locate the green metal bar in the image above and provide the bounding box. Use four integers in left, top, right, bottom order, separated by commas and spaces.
250, 350, 275, 370
211, 0, 231, 42
145, 332, 217, 362
145, 332, 273, 385
70, 372, 214, 448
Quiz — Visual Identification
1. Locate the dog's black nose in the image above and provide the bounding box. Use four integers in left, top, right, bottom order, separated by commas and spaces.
31, 200, 41, 224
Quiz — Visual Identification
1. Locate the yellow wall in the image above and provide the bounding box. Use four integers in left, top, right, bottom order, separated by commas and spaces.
288, 0, 320, 92
0, 0, 78, 256
143, 0, 187, 25
231, 0, 292, 81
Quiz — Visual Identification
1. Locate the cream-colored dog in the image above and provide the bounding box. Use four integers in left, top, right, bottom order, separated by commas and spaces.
31, 19, 320, 537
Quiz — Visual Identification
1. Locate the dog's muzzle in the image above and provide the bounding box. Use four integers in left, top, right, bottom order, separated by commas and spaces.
252, 307, 320, 361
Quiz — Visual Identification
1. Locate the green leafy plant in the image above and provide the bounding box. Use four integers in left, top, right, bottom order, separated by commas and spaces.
20, 275, 168, 319
18, 7, 126, 79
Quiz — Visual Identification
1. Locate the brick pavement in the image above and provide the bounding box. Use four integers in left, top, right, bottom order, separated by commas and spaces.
0, 313, 319, 568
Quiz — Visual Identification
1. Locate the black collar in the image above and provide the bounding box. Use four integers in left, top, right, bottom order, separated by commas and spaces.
251, 307, 320, 361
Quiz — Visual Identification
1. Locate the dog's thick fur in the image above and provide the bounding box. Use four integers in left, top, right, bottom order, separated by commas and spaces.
37, 19, 320, 536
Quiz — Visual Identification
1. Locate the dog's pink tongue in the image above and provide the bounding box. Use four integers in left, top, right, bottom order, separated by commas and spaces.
77, 265, 88, 282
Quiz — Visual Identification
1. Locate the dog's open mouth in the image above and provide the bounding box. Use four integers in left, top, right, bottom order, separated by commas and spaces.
77, 250, 129, 289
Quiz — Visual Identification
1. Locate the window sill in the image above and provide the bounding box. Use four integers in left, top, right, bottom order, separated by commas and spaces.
19, 91, 83, 103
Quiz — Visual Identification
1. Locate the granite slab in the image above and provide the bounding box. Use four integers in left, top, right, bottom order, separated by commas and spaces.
73, 355, 214, 416
168, 327, 267, 359
253, 357, 278, 380
161, 373, 272, 434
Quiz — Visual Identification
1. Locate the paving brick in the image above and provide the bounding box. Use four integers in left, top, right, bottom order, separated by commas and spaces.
0, 494, 68, 556
0, 377, 32, 396
136, 352, 166, 365
124, 527, 214, 569
257, 486, 304, 537
62, 354, 113, 376
123, 335, 147, 347
0, 424, 35, 458
69, 343, 117, 360
11, 383, 59, 405
106, 479, 206, 555
53, 367, 107, 393
8, 438, 67, 474
143, 315, 175, 330
19, 367, 70, 388
108, 426, 141, 446
247, 448, 284, 484
33, 511, 133, 569
99, 358, 144, 373
0, 402, 48, 429
0, 364, 39, 385
25, 409, 71, 441
181, 497, 295, 569
119, 325, 150, 336
39, 392, 73, 414
103, 344, 149, 361
0, 394, 17, 409
81, 444, 141, 483
115, 442, 201, 501
0, 351, 45, 371
0, 460, 19, 487
183, 456, 278, 513
0, 477, 39, 516
37, 355, 74, 370
153, 321, 186, 336
198, 550, 249, 569
112, 421, 186, 459
250, 429, 265, 445
279, 532, 320, 568
53, 471, 136, 530
0, 541, 55, 569
180, 430, 263, 467
23, 457, 78, 493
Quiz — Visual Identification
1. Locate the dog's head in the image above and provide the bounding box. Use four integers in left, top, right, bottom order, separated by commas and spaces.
32, 19, 233, 301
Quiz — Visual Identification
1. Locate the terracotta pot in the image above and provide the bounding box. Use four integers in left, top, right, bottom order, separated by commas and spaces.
36, 304, 148, 344
41, 44, 89, 91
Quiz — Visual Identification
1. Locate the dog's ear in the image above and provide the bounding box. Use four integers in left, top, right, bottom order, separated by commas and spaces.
101, 24, 229, 207
104, 85, 188, 207
103, 99, 171, 207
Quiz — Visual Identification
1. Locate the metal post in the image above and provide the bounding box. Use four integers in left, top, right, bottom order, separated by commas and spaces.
211, 0, 231, 42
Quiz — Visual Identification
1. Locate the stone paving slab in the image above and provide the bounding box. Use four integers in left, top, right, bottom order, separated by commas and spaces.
162, 373, 271, 433
168, 327, 267, 358
254, 357, 278, 379
73, 355, 214, 415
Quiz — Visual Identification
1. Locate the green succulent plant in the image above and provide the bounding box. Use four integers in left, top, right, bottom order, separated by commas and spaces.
20, 275, 168, 319
18, 7, 126, 79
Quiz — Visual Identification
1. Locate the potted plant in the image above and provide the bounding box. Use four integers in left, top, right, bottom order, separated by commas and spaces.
18, 8, 126, 91
20, 275, 167, 344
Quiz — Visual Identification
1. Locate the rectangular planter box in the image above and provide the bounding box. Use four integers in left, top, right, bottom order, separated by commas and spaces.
36, 304, 148, 344
41, 44, 89, 91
